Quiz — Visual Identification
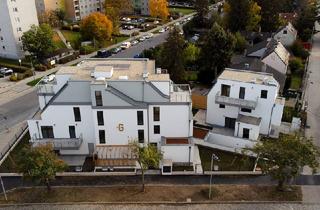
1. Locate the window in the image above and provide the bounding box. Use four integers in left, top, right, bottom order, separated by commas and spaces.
283, 30, 287, 34
243, 128, 250, 139
154, 125, 160, 134
241, 108, 252, 113
97, 111, 104, 126
69, 126, 76, 138
137, 111, 144, 125
239, 87, 245, 99
73, 107, 81, 122
41, 126, 54, 138
99, 130, 106, 144
221, 84, 231, 97
225, 117, 236, 129
219, 104, 225, 108
138, 130, 144, 143
153, 107, 160, 121
261, 90, 268, 99
95, 91, 102, 106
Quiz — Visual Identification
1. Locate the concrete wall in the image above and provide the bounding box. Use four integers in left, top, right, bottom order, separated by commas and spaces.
262, 52, 287, 75
234, 122, 260, 140
274, 27, 296, 47
161, 145, 194, 163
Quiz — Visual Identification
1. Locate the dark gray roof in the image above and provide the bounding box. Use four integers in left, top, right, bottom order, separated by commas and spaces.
261, 39, 279, 60
237, 114, 261, 126
246, 40, 269, 56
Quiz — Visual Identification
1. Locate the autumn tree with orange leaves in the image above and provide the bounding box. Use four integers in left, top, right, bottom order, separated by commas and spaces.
80, 12, 113, 42
149, 0, 169, 20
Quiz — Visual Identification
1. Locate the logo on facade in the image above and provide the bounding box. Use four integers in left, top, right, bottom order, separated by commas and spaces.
117, 123, 124, 132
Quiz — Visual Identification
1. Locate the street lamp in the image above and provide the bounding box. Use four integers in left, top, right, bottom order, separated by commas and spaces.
209, 153, 219, 199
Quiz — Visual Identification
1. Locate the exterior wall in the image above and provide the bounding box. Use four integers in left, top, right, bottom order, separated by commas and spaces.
206, 78, 279, 135
35, 0, 65, 15
148, 104, 192, 144
234, 122, 260, 140
141, 0, 150, 15
262, 52, 287, 75
274, 28, 297, 47
191, 94, 207, 110
65, 0, 105, 21
161, 145, 194, 163
205, 132, 257, 149
271, 102, 284, 127
151, 81, 170, 96
0, 0, 39, 59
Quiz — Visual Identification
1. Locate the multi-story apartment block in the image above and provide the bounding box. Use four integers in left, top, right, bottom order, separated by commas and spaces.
35, 0, 65, 15
0, 0, 39, 59
27, 58, 193, 171
64, 0, 105, 21
205, 68, 285, 148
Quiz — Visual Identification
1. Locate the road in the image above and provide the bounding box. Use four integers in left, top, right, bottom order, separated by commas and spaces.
305, 21, 320, 146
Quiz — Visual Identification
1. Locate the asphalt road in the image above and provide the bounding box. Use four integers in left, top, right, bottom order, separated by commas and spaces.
0, 90, 38, 132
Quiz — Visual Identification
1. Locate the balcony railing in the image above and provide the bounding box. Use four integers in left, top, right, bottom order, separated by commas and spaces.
170, 84, 191, 102
32, 134, 83, 150
37, 79, 57, 95
215, 91, 257, 109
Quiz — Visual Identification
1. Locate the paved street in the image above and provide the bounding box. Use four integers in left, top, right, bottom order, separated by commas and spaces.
1, 204, 320, 210
305, 22, 320, 145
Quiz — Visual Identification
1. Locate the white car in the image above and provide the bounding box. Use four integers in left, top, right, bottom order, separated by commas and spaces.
154, 20, 160, 24
131, 40, 139, 45
127, 25, 134, 30
139, 36, 146, 42
145, 33, 153, 39
0, 67, 13, 75
159, 28, 165, 33
121, 42, 131, 49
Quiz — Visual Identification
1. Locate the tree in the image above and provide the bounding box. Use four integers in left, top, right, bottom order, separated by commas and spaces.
198, 23, 235, 84
22, 24, 55, 60
194, 0, 209, 25
17, 144, 67, 192
80, 12, 113, 42
105, 0, 133, 32
251, 134, 320, 191
161, 27, 186, 83
54, 8, 66, 25
290, 41, 310, 59
233, 32, 247, 53
183, 43, 200, 65
130, 142, 163, 192
149, 0, 169, 20
289, 57, 304, 73
256, 0, 282, 32
224, 0, 261, 32
295, 0, 317, 41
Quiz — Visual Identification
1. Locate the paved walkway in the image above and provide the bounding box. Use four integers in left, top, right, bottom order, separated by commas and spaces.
302, 186, 320, 203
54, 29, 72, 50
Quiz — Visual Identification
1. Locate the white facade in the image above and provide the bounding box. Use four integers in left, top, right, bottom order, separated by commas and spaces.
65, 0, 105, 21
273, 22, 297, 47
0, 0, 39, 59
28, 58, 193, 168
206, 68, 285, 144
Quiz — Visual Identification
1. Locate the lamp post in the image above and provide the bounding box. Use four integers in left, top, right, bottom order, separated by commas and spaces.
209, 153, 219, 199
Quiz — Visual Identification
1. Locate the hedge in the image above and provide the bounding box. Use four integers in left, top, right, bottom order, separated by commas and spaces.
0, 62, 30, 73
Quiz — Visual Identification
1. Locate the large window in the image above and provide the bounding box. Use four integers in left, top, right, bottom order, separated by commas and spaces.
41, 126, 54, 138
154, 125, 160, 134
95, 91, 103, 106
153, 107, 160, 121
97, 111, 104, 126
99, 130, 106, 144
73, 107, 81, 122
138, 130, 144, 143
243, 128, 250, 139
137, 111, 144, 125
241, 108, 252, 113
261, 90, 268, 99
69, 126, 76, 138
221, 84, 231, 97
239, 87, 245, 99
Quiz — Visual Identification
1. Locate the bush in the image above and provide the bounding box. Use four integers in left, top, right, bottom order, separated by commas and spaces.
290, 41, 310, 60
132, 31, 139, 36
34, 64, 47, 71
24, 69, 34, 77
9, 74, 17, 81
58, 52, 80, 64
61, 25, 72, 31
289, 58, 304, 73
80, 45, 95, 55
0, 62, 29, 73
72, 25, 80, 32
233, 32, 247, 53
17, 73, 25, 80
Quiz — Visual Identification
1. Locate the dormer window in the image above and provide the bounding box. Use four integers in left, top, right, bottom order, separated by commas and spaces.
283, 30, 287, 34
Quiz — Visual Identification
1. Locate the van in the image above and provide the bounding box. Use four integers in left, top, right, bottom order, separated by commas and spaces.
97, 50, 112, 58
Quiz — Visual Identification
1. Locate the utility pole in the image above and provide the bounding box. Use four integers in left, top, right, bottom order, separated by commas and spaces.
0, 176, 7, 201
209, 153, 219, 199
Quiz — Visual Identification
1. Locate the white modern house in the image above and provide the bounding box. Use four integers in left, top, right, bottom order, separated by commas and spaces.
27, 58, 194, 172
0, 0, 39, 59
273, 22, 297, 47
205, 68, 285, 151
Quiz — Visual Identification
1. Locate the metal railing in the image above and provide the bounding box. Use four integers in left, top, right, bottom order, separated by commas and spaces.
170, 84, 191, 102
31, 134, 83, 150
215, 91, 258, 109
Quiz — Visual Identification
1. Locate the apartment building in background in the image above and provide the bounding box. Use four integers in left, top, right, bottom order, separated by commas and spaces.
27, 58, 194, 172
35, 0, 65, 16
205, 68, 285, 150
64, 0, 105, 21
0, 0, 39, 59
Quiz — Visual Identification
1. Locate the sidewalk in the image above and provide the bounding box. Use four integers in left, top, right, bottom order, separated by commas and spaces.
302, 185, 320, 203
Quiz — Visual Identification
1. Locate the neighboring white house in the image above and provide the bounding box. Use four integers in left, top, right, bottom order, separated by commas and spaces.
273, 22, 297, 47
205, 68, 285, 150
28, 58, 193, 172
0, 0, 39, 59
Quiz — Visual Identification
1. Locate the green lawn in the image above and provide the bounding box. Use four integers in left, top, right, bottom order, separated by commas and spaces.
199, 146, 255, 171
290, 73, 302, 90
169, 7, 195, 15
53, 32, 66, 49
61, 30, 81, 49
0, 132, 30, 173
27, 77, 42, 86
282, 106, 299, 123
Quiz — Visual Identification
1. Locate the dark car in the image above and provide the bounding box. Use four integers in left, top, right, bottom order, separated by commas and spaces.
96, 50, 112, 58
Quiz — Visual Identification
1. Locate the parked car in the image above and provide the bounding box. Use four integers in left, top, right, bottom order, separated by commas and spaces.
127, 25, 134, 30
138, 36, 146, 42
159, 28, 165, 33
154, 20, 160, 24
111, 47, 121, 54
97, 49, 112, 58
131, 40, 139, 45
0, 67, 13, 76
42, 74, 55, 83
120, 42, 131, 49
145, 33, 153, 39
133, 54, 140, 58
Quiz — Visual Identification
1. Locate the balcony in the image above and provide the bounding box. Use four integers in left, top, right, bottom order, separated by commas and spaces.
215, 91, 257, 109
170, 84, 191, 102
36, 78, 57, 95
32, 135, 83, 150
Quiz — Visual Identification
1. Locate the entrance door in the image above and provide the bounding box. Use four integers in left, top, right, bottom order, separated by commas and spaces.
243, 128, 250, 139
225, 117, 236, 129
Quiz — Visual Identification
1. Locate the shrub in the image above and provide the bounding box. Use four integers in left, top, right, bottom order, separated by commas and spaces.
17, 73, 25, 80
289, 58, 304, 73
35, 64, 47, 71
9, 74, 17, 81
290, 41, 310, 60
0, 62, 29, 73
79, 45, 95, 55
72, 25, 80, 32
132, 31, 139, 36
24, 69, 34, 77
233, 32, 247, 53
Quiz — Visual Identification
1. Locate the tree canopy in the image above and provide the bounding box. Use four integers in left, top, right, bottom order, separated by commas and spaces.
198, 23, 235, 84
104, 0, 133, 31
149, 0, 169, 20
80, 12, 113, 42
17, 144, 67, 192
256, 0, 282, 32
251, 133, 320, 190
295, 0, 317, 41
22, 24, 55, 59
194, 0, 209, 25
